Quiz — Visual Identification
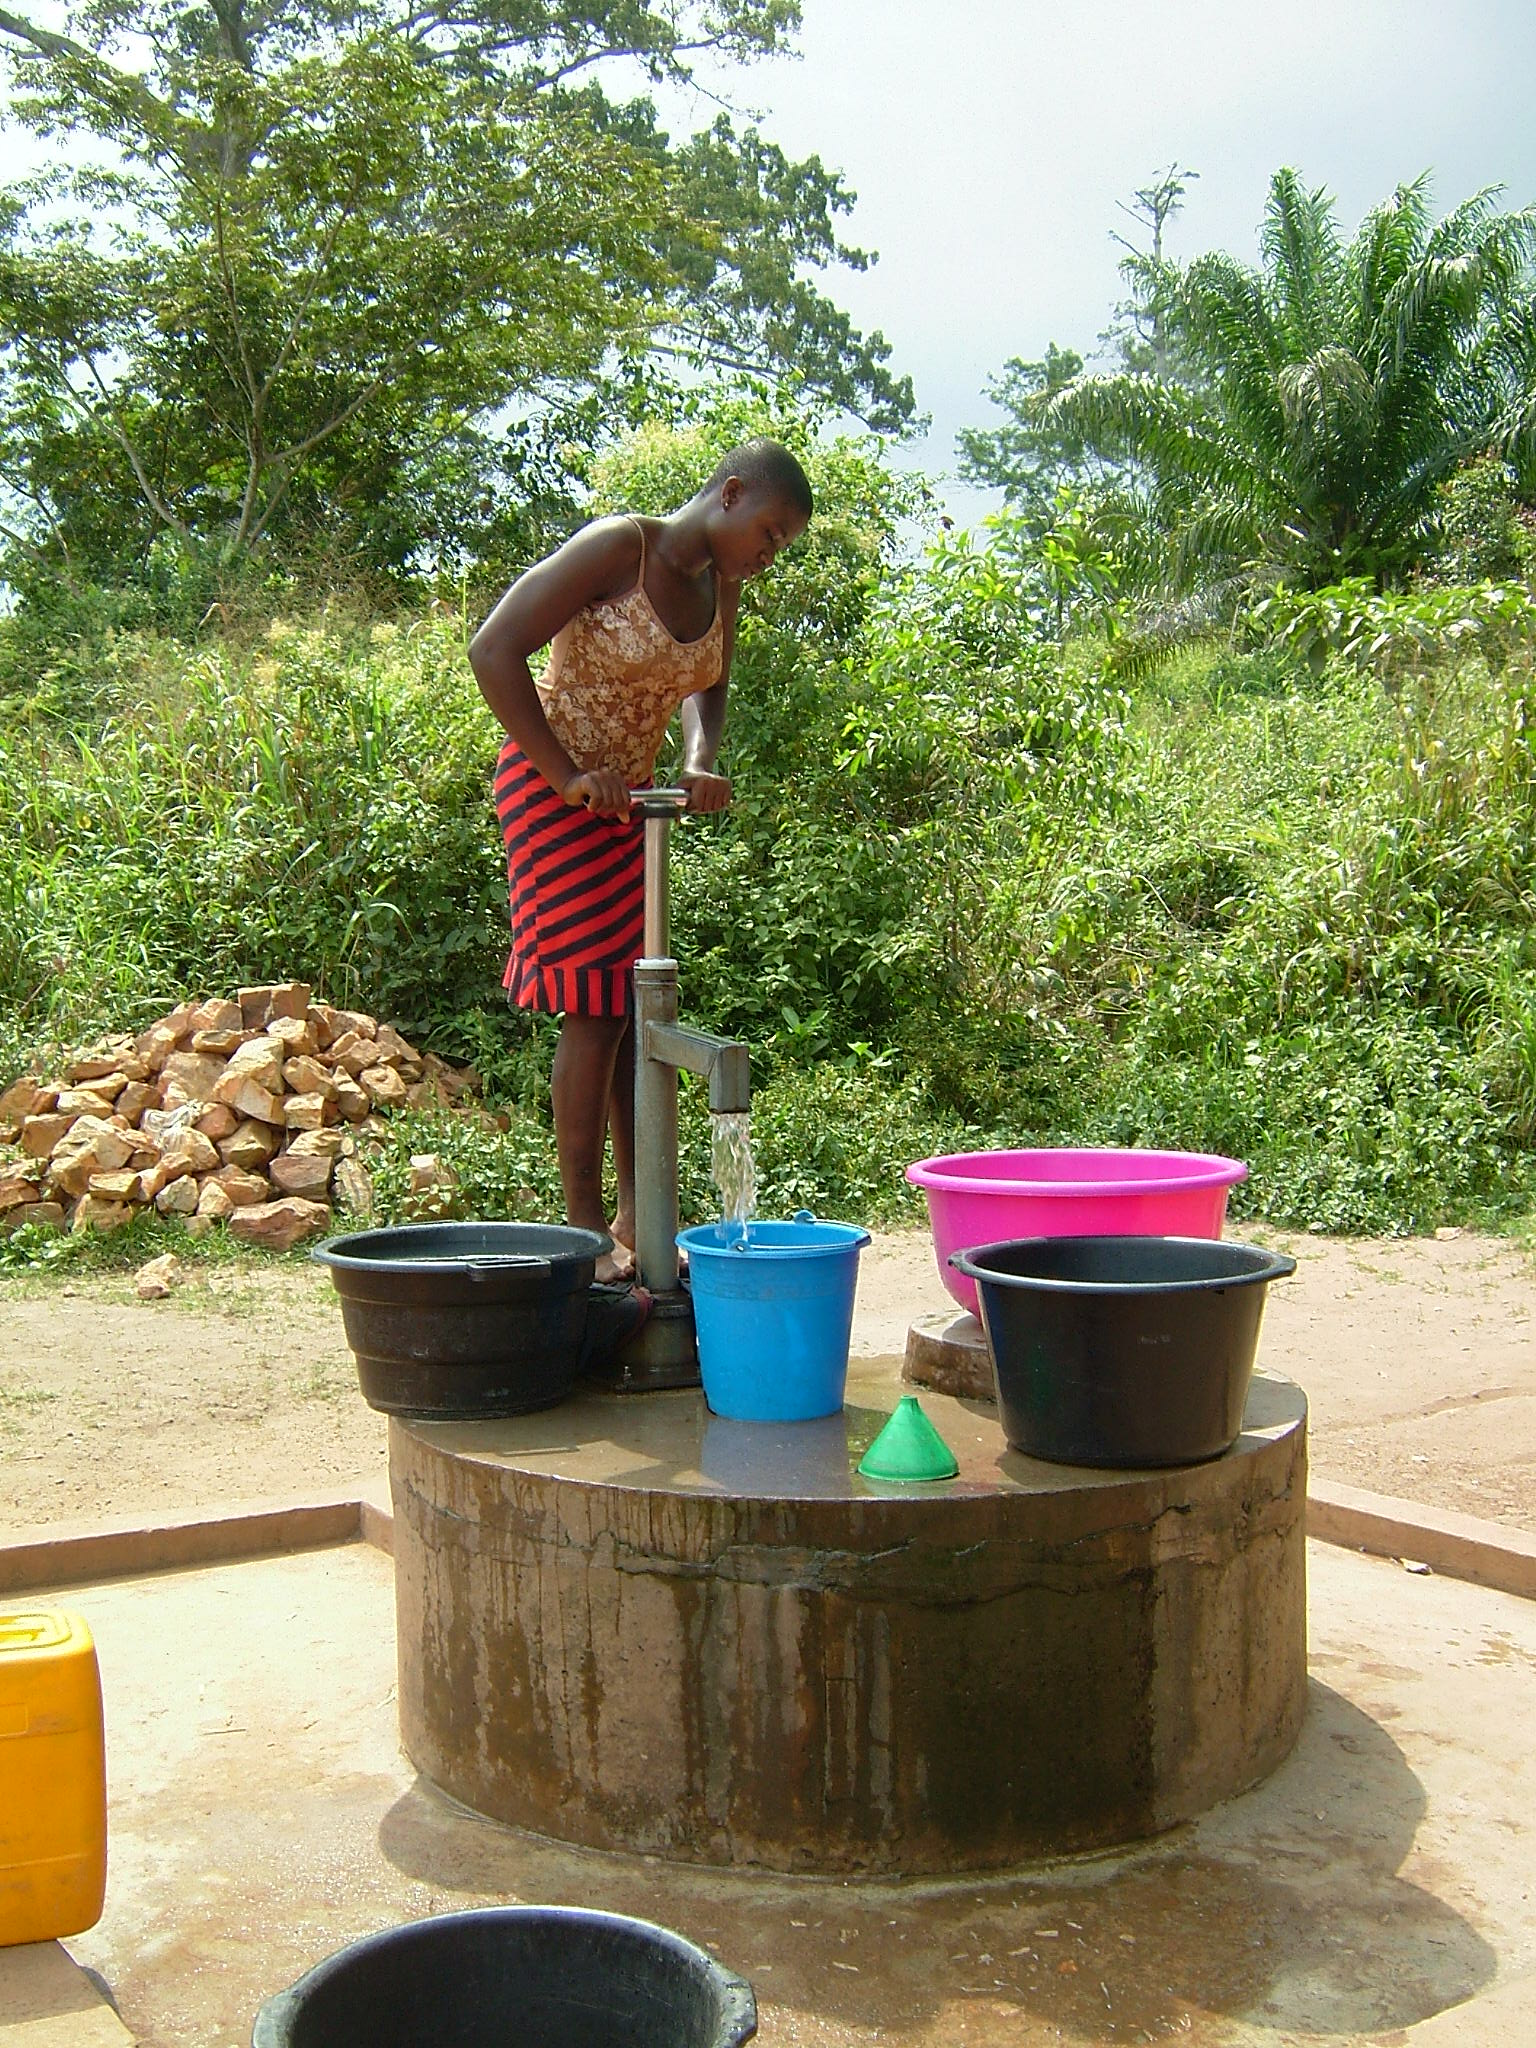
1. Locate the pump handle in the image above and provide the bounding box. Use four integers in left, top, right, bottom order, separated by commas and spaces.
628, 787, 690, 818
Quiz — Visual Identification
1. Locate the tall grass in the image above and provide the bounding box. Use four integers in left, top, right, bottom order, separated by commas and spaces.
0, 615, 505, 1056
2, 598, 1533, 1236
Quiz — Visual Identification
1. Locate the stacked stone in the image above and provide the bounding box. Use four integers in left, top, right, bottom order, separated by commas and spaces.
0, 982, 476, 1249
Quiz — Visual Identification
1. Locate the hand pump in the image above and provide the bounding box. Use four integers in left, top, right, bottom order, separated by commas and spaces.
594, 790, 750, 1390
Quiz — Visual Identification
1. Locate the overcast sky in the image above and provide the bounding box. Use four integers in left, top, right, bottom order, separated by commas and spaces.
5, 0, 1536, 526
659, 0, 1536, 518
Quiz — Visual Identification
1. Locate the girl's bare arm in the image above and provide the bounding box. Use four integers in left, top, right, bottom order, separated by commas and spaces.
679, 579, 741, 813
468, 520, 641, 813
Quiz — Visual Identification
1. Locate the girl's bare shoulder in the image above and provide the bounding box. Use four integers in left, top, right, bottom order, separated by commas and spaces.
555, 514, 645, 603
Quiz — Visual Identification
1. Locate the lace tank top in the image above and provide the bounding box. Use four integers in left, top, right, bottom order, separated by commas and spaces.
536, 517, 725, 785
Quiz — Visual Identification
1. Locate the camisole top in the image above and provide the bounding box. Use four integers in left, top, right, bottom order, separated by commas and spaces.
536, 517, 725, 785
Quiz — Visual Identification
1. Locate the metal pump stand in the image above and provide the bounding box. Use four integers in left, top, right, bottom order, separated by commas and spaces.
590, 789, 751, 1392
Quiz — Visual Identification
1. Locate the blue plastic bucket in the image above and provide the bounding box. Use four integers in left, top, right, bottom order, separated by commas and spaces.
678, 1212, 872, 1422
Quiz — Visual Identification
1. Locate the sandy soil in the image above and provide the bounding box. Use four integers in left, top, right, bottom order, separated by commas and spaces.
2, 1226, 1533, 1533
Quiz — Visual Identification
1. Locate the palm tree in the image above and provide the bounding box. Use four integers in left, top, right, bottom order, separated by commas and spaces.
1040, 170, 1536, 601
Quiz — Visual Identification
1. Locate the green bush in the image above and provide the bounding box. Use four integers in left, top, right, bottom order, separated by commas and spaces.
3, 421, 1534, 1241
347, 1060, 958, 1234
1427, 458, 1535, 586
1075, 654, 1536, 1230
0, 613, 514, 1057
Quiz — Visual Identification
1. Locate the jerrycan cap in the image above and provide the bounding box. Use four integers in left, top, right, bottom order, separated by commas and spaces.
0, 1610, 81, 1655
857, 1395, 959, 1483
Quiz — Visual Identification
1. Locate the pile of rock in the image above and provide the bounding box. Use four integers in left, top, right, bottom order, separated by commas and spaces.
0, 983, 478, 1250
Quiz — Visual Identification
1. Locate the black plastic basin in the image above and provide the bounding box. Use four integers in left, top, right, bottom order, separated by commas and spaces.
950, 1235, 1297, 1468
250, 1906, 757, 2048
312, 1221, 607, 1419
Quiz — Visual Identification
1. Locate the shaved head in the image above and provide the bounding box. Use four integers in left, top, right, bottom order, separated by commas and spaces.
704, 439, 814, 520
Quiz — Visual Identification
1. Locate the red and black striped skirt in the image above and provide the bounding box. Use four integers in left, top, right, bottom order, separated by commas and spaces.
493, 738, 646, 1016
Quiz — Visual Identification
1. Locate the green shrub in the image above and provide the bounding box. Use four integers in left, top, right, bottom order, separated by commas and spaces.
343, 1059, 958, 1235
3, 469, 1534, 1243
1249, 576, 1536, 682
1427, 458, 1535, 586
1076, 652, 1536, 1230
0, 613, 512, 1052
356, 1102, 566, 1223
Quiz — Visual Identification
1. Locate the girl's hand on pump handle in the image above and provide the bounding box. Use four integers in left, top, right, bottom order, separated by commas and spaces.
562, 767, 632, 819
679, 768, 732, 814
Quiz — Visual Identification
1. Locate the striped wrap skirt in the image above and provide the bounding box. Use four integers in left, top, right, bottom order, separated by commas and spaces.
493, 737, 646, 1017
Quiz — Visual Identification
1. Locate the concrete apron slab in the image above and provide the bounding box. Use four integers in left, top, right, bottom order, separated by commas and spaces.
0, 1943, 136, 2047
24, 1538, 1535, 2048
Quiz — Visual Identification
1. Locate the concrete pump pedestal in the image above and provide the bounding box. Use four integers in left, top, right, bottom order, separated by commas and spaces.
903, 1308, 993, 1401
390, 1359, 1307, 1875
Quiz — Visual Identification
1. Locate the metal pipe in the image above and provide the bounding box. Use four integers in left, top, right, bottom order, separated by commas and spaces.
625, 783, 750, 1314
630, 789, 687, 959
631, 957, 680, 1294
643, 814, 670, 958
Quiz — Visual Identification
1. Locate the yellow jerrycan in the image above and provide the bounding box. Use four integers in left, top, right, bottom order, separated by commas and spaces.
0, 1609, 107, 1946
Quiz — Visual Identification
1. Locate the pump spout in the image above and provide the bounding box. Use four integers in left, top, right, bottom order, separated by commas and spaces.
643, 1021, 751, 1114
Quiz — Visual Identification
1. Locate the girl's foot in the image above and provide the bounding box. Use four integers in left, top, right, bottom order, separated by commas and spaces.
602, 1211, 636, 1286
596, 1242, 636, 1285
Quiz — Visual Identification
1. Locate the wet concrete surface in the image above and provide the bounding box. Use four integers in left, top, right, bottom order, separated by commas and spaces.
6, 1227, 1534, 1535
391, 1371, 1307, 1869
53, 1537, 1536, 2047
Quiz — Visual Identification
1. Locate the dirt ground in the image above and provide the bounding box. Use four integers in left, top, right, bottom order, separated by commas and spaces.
2, 1225, 1533, 1533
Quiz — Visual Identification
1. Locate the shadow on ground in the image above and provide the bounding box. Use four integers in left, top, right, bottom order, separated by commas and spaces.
378, 1679, 1493, 2042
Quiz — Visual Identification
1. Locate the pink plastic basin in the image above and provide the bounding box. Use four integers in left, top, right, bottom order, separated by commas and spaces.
905, 1147, 1248, 1315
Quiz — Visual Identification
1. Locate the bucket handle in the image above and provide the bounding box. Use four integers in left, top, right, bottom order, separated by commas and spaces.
464, 1256, 552, 1282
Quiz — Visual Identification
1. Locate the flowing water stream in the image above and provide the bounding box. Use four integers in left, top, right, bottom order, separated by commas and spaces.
709, 1110, 757, 1241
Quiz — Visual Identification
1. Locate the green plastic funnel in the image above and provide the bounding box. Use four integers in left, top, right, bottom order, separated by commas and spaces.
857, 1395, 959, 1483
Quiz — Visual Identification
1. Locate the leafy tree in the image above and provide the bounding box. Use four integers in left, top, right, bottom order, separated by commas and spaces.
1038, 170, 1536, 601
0, 0, 915, 602
960, 172, 1196, 532
957, 343, 1094, 524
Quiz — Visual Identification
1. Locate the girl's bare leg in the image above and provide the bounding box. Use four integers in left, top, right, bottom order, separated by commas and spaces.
551, 1012, 633, 1282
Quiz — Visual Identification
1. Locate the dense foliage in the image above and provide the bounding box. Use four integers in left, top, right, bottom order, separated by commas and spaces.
3, 411, 1533, 1240
3, 145, 1534, 1251
0, 0, 914, 619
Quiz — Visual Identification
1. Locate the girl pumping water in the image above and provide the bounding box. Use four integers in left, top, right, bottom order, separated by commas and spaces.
469, 440, 813, 1287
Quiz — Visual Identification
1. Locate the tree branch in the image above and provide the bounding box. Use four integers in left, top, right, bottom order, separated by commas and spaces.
394, 10, 728, 87
0, 5, 174, 138
240, 373, 388, 549
76, 352, 192, 539
0, 509, 83, 592
523, 37, 719, 88
0, 3, 77, 59
259, 172, 365, 404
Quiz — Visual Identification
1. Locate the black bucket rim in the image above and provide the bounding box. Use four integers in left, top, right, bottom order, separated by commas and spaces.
251, 1904, 757, 2047
951, 1233, 1297, 1298
311, 1220, 608, 1279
